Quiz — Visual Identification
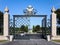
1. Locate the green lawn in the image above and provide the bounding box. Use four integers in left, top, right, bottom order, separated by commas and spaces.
0, 40, 8, 43
52, 40, 60, 42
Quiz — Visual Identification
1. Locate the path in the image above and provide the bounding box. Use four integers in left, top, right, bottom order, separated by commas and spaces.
1, 39, 60, 45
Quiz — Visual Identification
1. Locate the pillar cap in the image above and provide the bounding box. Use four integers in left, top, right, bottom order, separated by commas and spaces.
51, 6, 56, 12
5, 6, 9, 12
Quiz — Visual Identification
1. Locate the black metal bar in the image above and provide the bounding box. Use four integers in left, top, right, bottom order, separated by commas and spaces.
42, 18, 45, 35
45, 16, 47, 35
13, 15, 47, 17
42, 19, 44, 36
13, 16, 15, 35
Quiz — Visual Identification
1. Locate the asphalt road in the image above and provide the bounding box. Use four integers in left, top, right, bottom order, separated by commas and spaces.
1, 39, 60, 45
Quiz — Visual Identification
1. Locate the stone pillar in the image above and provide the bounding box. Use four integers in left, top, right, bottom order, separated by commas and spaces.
51, 6, 57, 37
4, 6, 9, 36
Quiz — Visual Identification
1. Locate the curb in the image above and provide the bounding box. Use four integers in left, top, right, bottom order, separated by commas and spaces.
51, 41, 60, 44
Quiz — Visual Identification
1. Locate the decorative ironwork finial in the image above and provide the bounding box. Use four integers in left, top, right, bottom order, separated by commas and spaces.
23, 5, 37, 15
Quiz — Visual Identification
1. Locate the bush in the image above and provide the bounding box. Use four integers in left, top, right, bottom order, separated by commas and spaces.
20, 25, 28, 32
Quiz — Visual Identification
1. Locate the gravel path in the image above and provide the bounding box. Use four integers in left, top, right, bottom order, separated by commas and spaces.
1, 39, 60, 45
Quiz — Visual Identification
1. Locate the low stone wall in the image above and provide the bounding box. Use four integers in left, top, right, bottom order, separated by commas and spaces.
51, 36, 60, 40
0, 35, 9, 40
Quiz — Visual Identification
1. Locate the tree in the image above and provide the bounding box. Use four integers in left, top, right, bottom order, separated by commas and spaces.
25, 25, 28, 32
55, 9, 60, 20
20, 25, 28, 32
55, 9, 60, 35
33, 25, 40, 32
0, 11, 3, 35
33, 25, 35, 32
55, 9, 60, 24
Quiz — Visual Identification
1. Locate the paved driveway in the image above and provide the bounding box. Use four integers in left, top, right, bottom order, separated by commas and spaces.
1, 39, 60, 45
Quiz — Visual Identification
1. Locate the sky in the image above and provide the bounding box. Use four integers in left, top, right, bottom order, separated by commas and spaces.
0, 0, 60, 28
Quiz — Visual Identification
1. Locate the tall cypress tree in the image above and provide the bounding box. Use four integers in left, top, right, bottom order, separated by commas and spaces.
0, 11, 3, 35
55, 9, 60, 35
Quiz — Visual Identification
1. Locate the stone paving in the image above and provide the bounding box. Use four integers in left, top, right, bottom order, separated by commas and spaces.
1, 39, 60, 45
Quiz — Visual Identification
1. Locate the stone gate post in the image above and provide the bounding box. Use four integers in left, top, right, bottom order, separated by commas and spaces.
4, 6, 10, 36
51, 6, 57, 37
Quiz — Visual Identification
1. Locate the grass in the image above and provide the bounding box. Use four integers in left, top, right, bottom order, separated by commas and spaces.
0, 40, 8, 43
52, 40, 60, 42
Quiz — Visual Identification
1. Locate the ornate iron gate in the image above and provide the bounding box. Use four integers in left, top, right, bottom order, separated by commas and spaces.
13, 15, 47, 39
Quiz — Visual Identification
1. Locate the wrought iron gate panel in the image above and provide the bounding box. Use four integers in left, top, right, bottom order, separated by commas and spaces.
13, 15, 47, 37
15, 17, 30, 28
